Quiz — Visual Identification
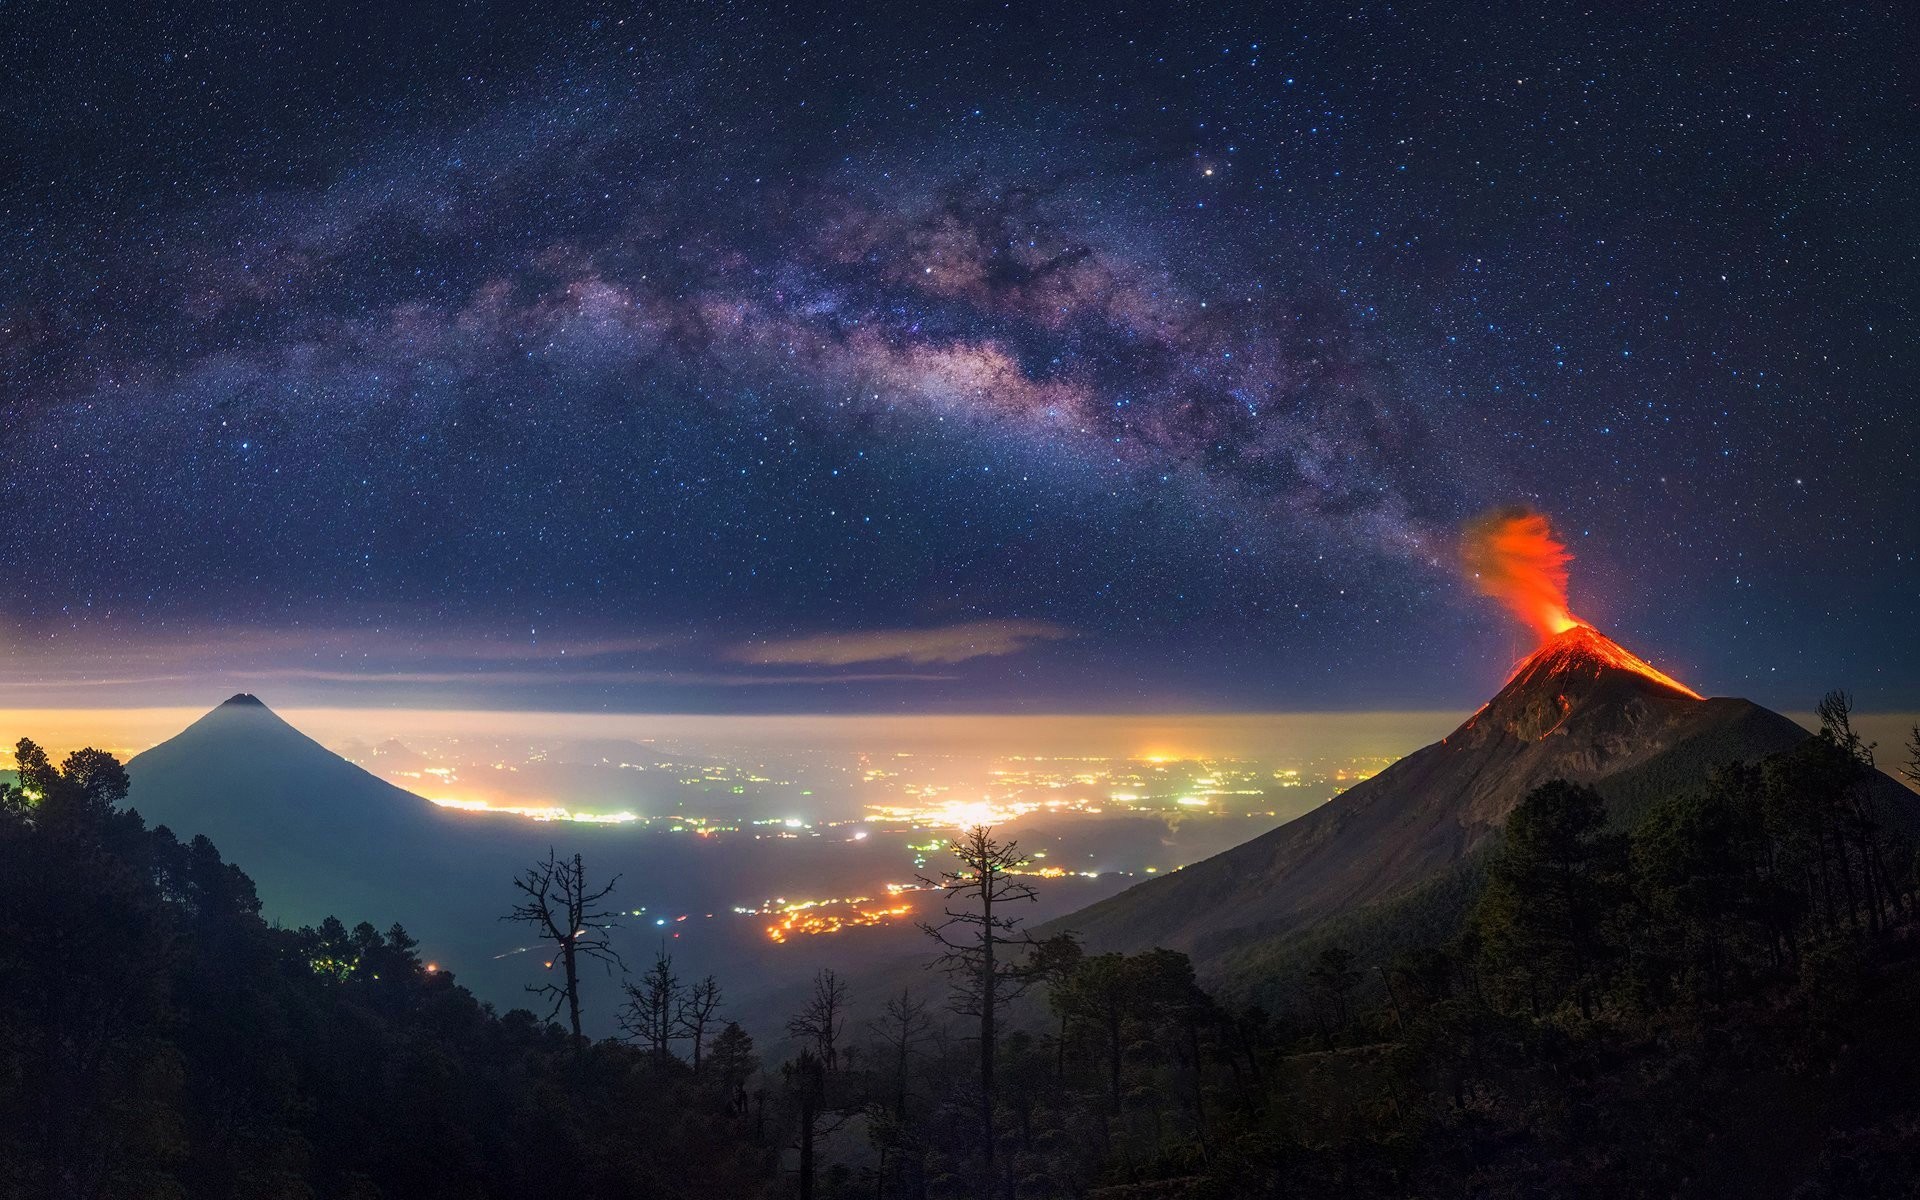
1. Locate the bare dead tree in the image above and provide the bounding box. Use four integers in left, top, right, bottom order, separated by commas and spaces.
678, 974, 724, 1073
621, 947, 683, 1064
918, 825, 1040, 1199
502, 849, 621, 1046
785, 967, 848, 1072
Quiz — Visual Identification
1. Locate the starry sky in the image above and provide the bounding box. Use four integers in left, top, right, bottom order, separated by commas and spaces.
1, 1, 1914, 713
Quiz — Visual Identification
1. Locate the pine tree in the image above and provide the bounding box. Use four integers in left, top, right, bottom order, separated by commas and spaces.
1474, 779, 1626, 1017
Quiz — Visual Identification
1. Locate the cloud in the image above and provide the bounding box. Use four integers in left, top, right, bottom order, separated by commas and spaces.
0, 624, 680, 669
264, 667, 956, 686
0, 619, 968, 695
731, 620, 1075, 667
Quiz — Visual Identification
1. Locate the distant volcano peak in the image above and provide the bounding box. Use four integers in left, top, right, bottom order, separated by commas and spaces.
220, 693, 268, 709
1505, 624, 1702, 701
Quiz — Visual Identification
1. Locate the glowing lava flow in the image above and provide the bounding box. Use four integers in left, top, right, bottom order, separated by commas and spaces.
1506, 624, 1703, 700
1464, 507, 1701, 699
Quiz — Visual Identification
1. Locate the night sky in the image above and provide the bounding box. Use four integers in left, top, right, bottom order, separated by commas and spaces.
2, 1, 1914, 712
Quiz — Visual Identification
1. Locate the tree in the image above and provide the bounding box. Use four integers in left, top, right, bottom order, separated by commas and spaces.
1765, 699, 1905, 937
1053, 952, 1131, 1110
1053, 946, 1207, 1151
50, 746, 131, 821
622, 948, 683, 1063
1305, 945, 1362, 1035
919, 825, 1040, 1197
708, 1021, 759, 1114
0, 735, 780, 1200
9, 739, 133, 835
0, 740, 175, 1199
1817, 689, 1905, 929
678, 974, 724, 1073
1817, 689, 1875, 769
783, 1050, 829, 1200
869, 987, 935, 1119
786, 967, 848, 1073
502, 849, 622, 1045
866, 987, 935, 1199
1631, 763, 1799, 998
10, 737, 60, 802
1027, 931, 1084, 1077
1474, 779, 1626, 1017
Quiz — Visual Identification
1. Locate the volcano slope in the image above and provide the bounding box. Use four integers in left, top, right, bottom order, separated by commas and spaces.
1051, 626, 1904, 979
122, 694, 541, 938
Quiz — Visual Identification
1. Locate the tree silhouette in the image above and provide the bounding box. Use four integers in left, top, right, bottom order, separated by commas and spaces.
12, 709, 1920, 1197
1631, 763, 1799, 998
1474, 779, 1626, 1017
503, 849, 621, 1045
783, 1050, 829, 1200
870, 986, 934, 1119
0, 735, 786, 1198
678, 974, 724, 1073
622, 947, 683, 1063
707, 1021, 759, 1114
1306, 945, 1362, 1034
1817, 689, 1905, 929
1027, 931, 1084, 1077
865, 986, 935, 1199
919, 824, 1040, 1197
786, 967, 848, 1073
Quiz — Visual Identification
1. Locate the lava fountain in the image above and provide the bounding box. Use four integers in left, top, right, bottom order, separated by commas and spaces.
1462, 507, 1579, 639
1462, 507, 1702, 699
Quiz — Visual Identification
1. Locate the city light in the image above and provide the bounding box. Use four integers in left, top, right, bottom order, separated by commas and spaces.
426, 796, 639, 824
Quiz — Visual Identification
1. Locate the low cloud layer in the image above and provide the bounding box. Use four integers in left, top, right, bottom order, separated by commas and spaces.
732, 620, 1075, 667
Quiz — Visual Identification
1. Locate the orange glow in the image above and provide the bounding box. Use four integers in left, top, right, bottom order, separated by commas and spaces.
1463, 508, 1702, 700
756, 894, 918, 942
0, 707, 211, 766
425, 795, 638, 824
863, 796, 1034, 829
1462, 508, 1580, 640
1506, 624, 1703, 701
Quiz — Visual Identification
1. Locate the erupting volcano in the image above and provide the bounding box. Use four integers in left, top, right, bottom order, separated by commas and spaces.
1464, 507, 1702, 700
1054, 510, 1809, 969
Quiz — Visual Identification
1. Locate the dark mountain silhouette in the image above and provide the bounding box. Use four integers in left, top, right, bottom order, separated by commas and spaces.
124, 694, 520, 933
117, 696, 848, 1032
1053, 626, 1865, 966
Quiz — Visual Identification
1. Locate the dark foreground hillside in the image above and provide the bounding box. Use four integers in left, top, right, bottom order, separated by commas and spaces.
0, 742, 774, 1200
5, 697, 1920, 1199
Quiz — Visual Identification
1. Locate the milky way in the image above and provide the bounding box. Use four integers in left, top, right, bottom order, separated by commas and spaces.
1, 3, 1914, 710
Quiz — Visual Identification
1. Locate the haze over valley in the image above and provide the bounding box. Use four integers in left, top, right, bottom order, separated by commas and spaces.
17, 704, 1465, 1029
